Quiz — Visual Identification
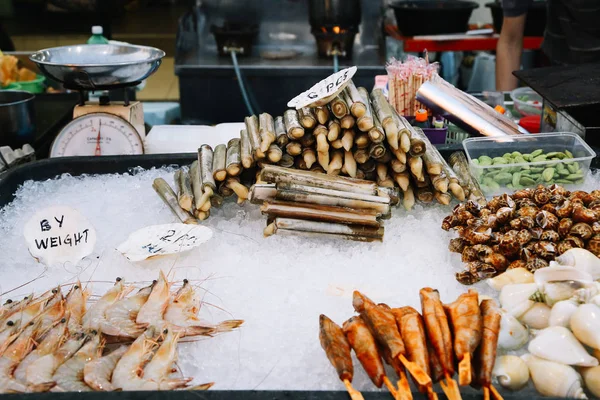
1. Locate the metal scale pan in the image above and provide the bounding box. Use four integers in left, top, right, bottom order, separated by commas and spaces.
29, 44, 165, 92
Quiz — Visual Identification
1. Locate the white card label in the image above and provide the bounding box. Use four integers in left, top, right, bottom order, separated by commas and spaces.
287, 66, 357, 109
117, 223, 213, 262
23, 206, 97, 266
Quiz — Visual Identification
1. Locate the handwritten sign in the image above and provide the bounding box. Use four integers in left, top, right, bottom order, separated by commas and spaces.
287, 66, 357, 109
117, 223, 213, 262
23, 206, 97, 266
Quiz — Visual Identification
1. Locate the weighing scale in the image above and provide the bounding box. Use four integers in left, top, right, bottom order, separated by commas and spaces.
30, 44, 165, 157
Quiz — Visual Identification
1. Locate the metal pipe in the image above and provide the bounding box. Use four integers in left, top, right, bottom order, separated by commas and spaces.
229, 49, 255, 116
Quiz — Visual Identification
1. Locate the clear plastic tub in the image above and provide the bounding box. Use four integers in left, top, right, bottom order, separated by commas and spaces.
510, 87, 543, 116
463, 132, 597, 196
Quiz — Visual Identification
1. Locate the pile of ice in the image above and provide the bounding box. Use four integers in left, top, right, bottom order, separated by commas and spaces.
0, 168, 599, 391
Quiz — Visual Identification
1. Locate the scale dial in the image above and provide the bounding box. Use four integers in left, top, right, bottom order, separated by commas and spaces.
50, 113, 144, 157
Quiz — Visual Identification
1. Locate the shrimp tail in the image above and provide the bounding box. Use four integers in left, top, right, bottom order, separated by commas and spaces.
214, 319, 244, 333
28, 382, 57, 393
188, 382, 214, 391
158, 377, 193, 390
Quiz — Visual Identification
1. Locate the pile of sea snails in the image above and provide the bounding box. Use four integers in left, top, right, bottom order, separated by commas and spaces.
485, 248, 600, 399
441, 184, 600, 285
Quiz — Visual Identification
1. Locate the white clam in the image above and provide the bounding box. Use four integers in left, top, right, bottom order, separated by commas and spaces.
528, 326, 598, 367
521, 353, 587, 399
500, 283, 538, 318
581, 366, 600, 398
556, 248, 600, 280
492, 355, 530, 391
519, 302, 551, 329
532, 266, 595, 307
549, 297, 580, 328
498, 309, 529, 351
487, 268, 534, 292
571, 303, 600, 350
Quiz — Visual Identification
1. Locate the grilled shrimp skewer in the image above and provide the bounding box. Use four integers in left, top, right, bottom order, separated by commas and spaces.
473, 300, 503, 400
420, 288, 462, 400
445, 289, 482, 386
319, 314, 364, 400
343, 316, 398, 398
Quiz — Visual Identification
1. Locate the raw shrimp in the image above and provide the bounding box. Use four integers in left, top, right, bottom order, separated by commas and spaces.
14, 315, 69, 383
26, 332, 87, 386
0, 295, 33, 324
65, 283, 89, 334
0, 321, 54, 393
82, 278, 132, 333
136, 271, 171, 328
112, 327, 188, 391
163, 280, 243, 337
52, 333, 102, 392
83, 346, 127, 391
101, 282, 154, 338
143, 329, 191, 387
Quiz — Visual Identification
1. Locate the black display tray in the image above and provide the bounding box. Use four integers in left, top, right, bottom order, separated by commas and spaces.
0, 146, 596, 400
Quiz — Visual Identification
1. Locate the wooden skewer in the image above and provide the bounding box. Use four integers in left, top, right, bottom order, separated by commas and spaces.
489, 385, 503, 400
343, 379, 365, 400
483, 386, 490, 400
458, 353, 471, 386
440, 373, 462, 400
398, 354, 431, 387
396, 369, 413, 400
426, 386, 438, 400
383, 376, 398, 398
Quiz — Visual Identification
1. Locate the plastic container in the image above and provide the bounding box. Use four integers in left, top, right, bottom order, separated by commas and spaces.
463, 132, 597, 196
511, 87, 543, 116
17, 75, 46, 94
2, 83, 21, 91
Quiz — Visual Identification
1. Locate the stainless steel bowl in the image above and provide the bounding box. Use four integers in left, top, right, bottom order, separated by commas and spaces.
29, 44, 166, 91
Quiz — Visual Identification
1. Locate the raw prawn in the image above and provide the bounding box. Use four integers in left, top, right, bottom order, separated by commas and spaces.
163, 280, 243, 337
26, 332, 87, 386
14, 315, 69, 383
52, 332, 102, 392
83, 346, 127, 391
0, 321, 54, 393
136, 271, 171, 328
83, 278, 132, 333
65, 283, 89, 334
101, 282, 154, 338
143, 329, 191, 387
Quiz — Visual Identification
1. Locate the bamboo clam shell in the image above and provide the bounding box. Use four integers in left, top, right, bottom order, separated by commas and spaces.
328, 120, 341, 142
403, 185, 416, 211
212, 144, 227, 181
328, 150, 344, 175
371, 89, 399, 150
227, 177, 249, 204
361, 159, 376, 174
342, 130, 355, 151
240, 129, 254, 169
330, 94, 349, 119
198, 145, 216, 192
225, 138, 242, 177
278, 153, 294, 168
391, 159, 407, 173
393, 171, 411, 192
353, 149, 370, 165
260, 200, 381, 227
266, 218, 384, 242
405, 125, 427, 158
346, 81, 367, 118
416, 177, 434, 203
300, 132, 316, 148
355, 133, 370, 149
409, 156, 425, 182
295, 156, 308, 170
274, 116, 289, 148
303, 148, 317, 169
340, 115, 356, 130
189, 160, 205, 211
259, 113, 276, 153
369, 142, 387, 160
175, 168, 194, 212
441, 163, 466, 202
245, 115, 264, 159
271, 183, 391, 215
218, 181, 234, 197
376, 163, 389, 182
331, 139, 344, 149
314, 125, 330, 153
378, 186, 400, 206
316, 106, 330, 125
284, 109, 305, 139
345, 150, 358, 178
449, 151, 486, 205
267, 144, 283, 163
249, 183, 277, 203
368, 110, 386, 144
259, 164, 379, 195
153, 178, 197, 224
392, 147, 407, 164
299, 107, 317, 129
211, 192, 224, 208
435, 191, 452, 205
393, 111, 415, 154
357, 87, 374, 132
194, 209, 210, 220
286, 141, 303, 156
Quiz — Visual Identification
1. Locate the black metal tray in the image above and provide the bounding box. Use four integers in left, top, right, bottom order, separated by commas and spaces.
0, 146, 595, 400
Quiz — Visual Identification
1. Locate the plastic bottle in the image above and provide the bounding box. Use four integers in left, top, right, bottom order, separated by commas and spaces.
413, 109, 430, 129
87, 26, 109, 45
432, 116, 444, 129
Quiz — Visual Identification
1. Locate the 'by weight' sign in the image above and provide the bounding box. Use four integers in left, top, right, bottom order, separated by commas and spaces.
23, 206, 96, 266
